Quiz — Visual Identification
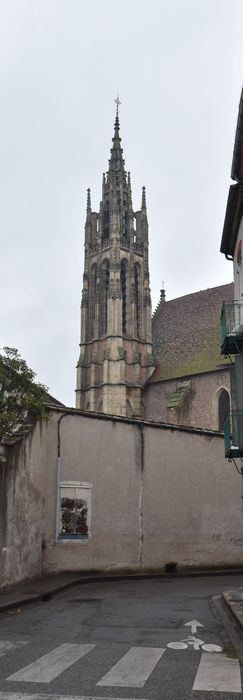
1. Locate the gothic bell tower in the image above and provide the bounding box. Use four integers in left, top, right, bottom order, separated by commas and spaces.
76, 101, 154, 417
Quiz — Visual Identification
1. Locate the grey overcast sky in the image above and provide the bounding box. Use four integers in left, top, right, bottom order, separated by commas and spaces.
1, 0, 242, 406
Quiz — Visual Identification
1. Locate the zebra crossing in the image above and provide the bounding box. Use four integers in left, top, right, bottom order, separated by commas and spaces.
97, 646, 165, 687
0, 639, 241, 694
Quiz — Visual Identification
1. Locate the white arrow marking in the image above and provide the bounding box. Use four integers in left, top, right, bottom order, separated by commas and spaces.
184, 619, 204, 634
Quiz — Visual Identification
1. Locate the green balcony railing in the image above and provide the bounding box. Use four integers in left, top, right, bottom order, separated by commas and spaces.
220, 300, 243, 355
224, 411, 243, 458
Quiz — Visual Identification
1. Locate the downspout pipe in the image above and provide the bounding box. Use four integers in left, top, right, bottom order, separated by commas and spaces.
138, 423, 144, 567
55, 412, 74, 543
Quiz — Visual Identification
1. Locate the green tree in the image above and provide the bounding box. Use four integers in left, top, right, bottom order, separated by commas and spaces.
0, 347, 49, 442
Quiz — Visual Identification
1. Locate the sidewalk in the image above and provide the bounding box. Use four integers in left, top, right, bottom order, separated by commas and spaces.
0, 572, 95, 612
1, 571, 243, 638
222, 588, 243, 633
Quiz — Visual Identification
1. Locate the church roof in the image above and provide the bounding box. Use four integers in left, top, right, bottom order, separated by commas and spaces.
150, 282, 233, 383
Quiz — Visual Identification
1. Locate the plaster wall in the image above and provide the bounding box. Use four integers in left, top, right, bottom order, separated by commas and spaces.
42, 410, 243, 573
43, 412, 142, 572
142, 425, 243, 567
3, 409, 243, 585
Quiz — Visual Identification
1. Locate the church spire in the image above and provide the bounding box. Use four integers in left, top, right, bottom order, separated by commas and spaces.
76, 102, 154, 417
107, 96, 126, 185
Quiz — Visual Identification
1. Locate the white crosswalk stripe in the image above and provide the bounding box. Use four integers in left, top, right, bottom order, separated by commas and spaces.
193, 651, 242, 693
0, 639, 242, 693
97, 646, 165, 687
0, 642, 28, 658
6, 643, 95, 684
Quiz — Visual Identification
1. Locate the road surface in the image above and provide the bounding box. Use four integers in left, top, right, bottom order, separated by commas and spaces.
0, 574, 243, 699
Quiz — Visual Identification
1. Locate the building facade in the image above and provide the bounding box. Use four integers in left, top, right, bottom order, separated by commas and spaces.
76, 105, 154, 417
220, 87, 243, 457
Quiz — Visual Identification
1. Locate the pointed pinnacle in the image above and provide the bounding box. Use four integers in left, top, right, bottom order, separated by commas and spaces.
160, 283, 166, 302
141, 186, 147, 210
86, 188, 91, 213
102, 173, 106, 198
127, 171, 133, 208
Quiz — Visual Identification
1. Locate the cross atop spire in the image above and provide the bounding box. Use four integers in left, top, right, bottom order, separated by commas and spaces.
114, 94, 121, 117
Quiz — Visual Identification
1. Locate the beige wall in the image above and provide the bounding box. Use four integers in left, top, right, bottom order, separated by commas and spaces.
142, 425, 243, 567
43, 412, 142, 572
2, 408, 243, 586
43, 410, 243, 573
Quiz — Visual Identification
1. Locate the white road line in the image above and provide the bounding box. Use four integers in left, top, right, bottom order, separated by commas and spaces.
193, 651, 242, 693
0, 695, 147, 700
97, 646, 165, 687
0, 642, 28, 658
6, 643, 94, 684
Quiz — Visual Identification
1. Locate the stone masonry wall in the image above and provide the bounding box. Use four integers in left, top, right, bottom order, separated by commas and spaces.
1, 422, 47, 586
144, 369, 231, 430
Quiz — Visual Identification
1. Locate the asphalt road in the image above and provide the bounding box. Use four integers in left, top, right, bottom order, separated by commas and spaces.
0, 574, 243, 699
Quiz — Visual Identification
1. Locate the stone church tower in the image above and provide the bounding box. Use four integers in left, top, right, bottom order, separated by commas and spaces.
76, 103, 154, 417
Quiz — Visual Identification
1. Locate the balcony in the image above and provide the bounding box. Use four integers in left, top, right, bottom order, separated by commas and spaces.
220, 301, 243, 354
224, 411, 243, 458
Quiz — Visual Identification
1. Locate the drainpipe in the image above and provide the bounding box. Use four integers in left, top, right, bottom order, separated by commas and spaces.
138, 423, 144, 568
55, 413, 73, 543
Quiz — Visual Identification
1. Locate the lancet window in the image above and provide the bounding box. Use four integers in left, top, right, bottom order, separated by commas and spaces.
103, 201, 110, 240
89, 264, 97, 339
134, 262, 140, 337
121, 260, 127, 334
100, 259, 110, 335
122, 201, 128, 239
218, 388, 230, 432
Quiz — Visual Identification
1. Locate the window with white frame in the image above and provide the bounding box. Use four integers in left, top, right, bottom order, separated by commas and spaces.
59, 483, 91, 539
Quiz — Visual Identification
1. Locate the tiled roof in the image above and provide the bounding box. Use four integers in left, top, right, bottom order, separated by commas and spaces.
150, 283, 234, 383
